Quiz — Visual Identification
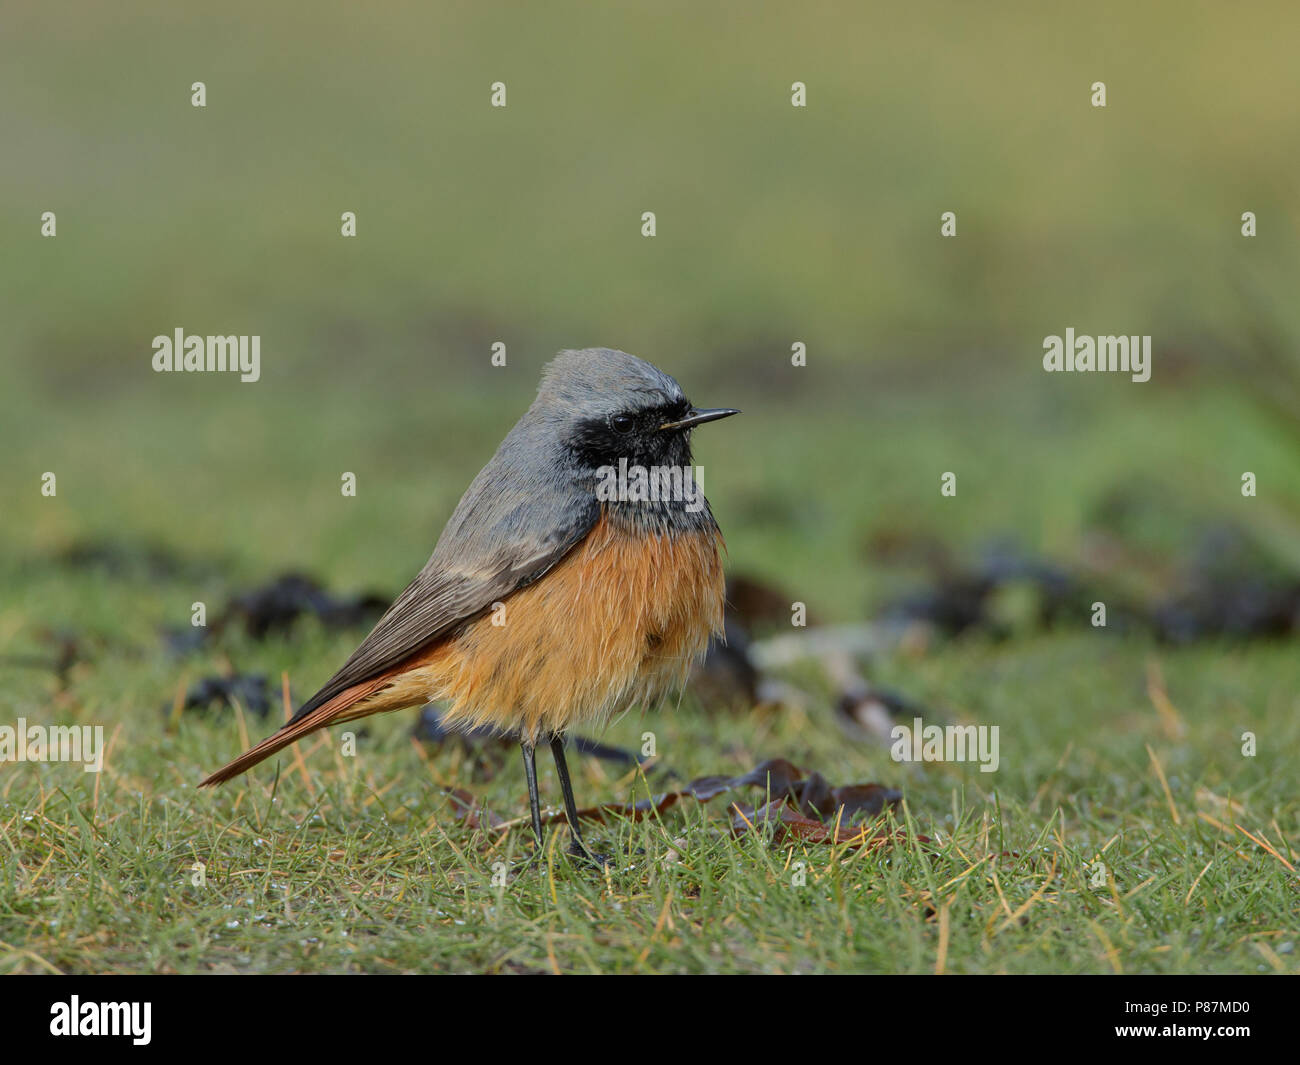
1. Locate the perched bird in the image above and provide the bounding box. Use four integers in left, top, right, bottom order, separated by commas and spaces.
200, 348, 739, 863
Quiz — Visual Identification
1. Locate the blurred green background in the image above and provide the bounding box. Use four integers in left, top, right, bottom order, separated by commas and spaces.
2, 0, 1299, 642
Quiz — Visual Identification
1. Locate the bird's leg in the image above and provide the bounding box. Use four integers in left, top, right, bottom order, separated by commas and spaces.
519, 740, 545, 857
548, 733, 610, 867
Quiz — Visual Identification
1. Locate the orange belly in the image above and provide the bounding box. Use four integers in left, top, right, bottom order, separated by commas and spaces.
348, 513, 726, 742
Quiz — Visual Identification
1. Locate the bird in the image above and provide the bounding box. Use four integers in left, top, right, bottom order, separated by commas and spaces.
199, 347, 739, 864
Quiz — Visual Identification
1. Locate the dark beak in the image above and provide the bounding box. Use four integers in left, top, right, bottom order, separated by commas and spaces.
658, 407, 741, 431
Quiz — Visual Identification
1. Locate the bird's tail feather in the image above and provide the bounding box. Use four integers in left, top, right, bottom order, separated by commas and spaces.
197, 674, 391, 787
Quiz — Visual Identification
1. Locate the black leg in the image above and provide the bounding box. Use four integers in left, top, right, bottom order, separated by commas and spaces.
520, 741, 544, 852
549, 733, 608, 866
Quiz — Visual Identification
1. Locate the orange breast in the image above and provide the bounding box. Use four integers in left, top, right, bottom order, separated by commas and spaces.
354, 512, 726, 742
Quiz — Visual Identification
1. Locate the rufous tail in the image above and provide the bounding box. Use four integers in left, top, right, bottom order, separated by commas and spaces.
198, 674, 391, 787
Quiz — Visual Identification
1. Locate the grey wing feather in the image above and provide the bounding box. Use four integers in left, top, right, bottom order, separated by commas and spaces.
287, 435, 598, 724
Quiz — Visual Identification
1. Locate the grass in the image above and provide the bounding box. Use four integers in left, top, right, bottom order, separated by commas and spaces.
1, 2, 1298, 973
2, 559, 1297, 974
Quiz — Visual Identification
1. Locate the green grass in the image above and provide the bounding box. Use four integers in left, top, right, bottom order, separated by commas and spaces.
1, 2, 1298, 973
2, 554, 1297, 974
3, 654, 1298, 975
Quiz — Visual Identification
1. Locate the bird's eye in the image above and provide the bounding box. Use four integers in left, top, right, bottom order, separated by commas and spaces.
610, 413, 635, 434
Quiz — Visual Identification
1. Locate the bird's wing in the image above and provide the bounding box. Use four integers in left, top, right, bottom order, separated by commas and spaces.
287, 484, 599, 725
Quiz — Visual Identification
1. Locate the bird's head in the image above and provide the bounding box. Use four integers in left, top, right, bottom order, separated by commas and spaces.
535, 347, 739, 473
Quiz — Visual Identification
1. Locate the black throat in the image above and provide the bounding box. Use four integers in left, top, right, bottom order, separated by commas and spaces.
568, 407, 719, 537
